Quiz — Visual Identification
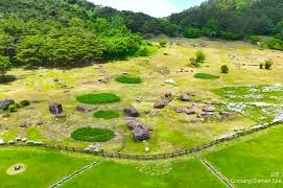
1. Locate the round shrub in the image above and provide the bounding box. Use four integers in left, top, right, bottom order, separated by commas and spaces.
93, 110, 120, 119
20, 100, 31, 107
76, 93, 121, 104
221, 65, 229, 74
264, 60, 273, 70
115, 74, 142, 84
194, 73, 219, 80
71, 127, 114, 142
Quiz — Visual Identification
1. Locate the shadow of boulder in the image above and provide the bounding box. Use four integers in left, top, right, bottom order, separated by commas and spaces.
0, 75, 17, 84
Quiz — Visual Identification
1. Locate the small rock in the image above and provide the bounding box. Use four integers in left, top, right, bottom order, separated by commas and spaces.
154, 99, 170, 109
85, 143, 102, 152
76, 105, 94, 113
176, 107, 185, 113
179, 93, 191, 102
35, 120, 44, 126
19, 121, 28, 128
164, 79, 176, 85
8, 140, 16, 144
124, 106, 140, 117
203, 105, 215, 113
164, 91, 173, 98
0, 139, 5, 145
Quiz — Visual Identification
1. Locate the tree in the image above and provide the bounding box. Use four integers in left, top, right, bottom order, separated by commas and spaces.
196, 51, 206, 63
190, 51, 206, 67
184, 27, 201, 38
0, 55, 11, 79
264, 60, 273, 70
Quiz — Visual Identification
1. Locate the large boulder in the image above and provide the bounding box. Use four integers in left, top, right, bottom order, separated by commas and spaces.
124, 106, 140, 117
49, 103, 63, 115
0, 99, 15, 110
133, 125, 150, 141
154, 99, 170, 109
125, 118, 150, 141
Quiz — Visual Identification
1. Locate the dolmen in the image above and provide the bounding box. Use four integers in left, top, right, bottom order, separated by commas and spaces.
125, 118, 150, 141
153, 91, 174, 109
49, 102, 64, 117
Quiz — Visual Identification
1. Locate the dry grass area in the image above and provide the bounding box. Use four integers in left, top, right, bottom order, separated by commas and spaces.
1, 38, 282, 154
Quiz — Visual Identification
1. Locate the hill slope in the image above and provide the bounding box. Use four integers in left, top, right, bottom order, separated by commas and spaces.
169, 0, 283, 40
0, 0, 149, 69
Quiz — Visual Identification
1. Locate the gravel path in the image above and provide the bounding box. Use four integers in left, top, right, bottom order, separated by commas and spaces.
199, 158, 234, 188
49, 161, 97, 188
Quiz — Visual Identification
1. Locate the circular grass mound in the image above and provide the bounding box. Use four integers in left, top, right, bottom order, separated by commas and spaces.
93, 110, 120, 120
194, 73, 219, 80
76, 93, 121, 105
71, 127, 114, 142
6, 163, 26, 176
115, 74, 142, 84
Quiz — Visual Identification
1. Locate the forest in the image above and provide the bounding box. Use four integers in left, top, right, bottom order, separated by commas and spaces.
0, 0, 282, 73
0, 0, 150, 72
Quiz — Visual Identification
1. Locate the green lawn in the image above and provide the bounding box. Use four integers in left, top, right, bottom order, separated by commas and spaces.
71, 127, 115, 142
76, 93, 121, 104
0, 147, 225, 188
0, 147, 92, 188
62, 159, 225, 188
194, 73, 220, 80
93, 110, 120, 119
115, 74, 143, 84
205, 124, 283, 188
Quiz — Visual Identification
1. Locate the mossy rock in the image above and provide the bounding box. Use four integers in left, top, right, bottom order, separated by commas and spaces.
93, 110, 120, 120
115, 74, 142, 84
194, 73, 219, 80
71, 127, 114, 142
76, 93, 121, 104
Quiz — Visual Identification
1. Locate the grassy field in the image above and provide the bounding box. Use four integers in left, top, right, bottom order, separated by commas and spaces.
205, 124, 283, 188
0, 147, 93, 188
0, 38, 283, 154
0, 147, 226, 188
2, 124, 283, 187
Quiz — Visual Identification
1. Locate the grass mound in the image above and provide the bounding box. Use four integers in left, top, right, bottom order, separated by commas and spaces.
76, 93, 121, 104
115, 74, 142, 84
71, 127, 114, 142
93, 110, 120, 119
194, 73, 219, 80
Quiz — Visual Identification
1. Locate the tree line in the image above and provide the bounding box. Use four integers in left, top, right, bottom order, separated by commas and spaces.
0, 0, 152, 77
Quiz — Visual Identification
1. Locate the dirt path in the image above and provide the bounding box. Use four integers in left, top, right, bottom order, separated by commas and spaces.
199, 158, 234, 188
49, 161, 97, 188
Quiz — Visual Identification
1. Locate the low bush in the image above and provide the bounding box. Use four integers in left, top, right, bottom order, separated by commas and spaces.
221, 65, 229, 74
190, 51, 206, 67
264, 60, 273, 70
194, 73, 219, 80
19, 100, 31, 107
93, 110, 120, 120
159, 40, 167, 48
77, 93, 121, 104
184, 27, 201, 38
115, 74, 142, 84
71, 127, 114, 142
